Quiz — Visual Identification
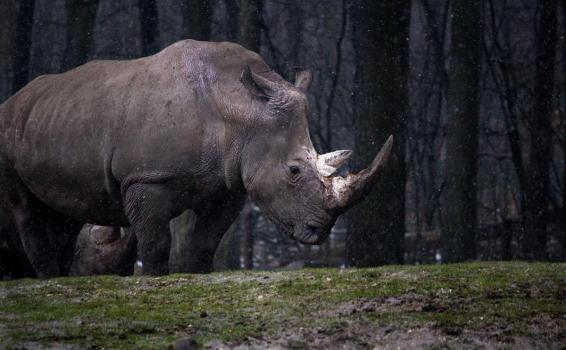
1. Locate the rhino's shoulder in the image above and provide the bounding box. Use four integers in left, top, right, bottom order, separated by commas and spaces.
161, 39, 261, 61
156, 40, 268, 75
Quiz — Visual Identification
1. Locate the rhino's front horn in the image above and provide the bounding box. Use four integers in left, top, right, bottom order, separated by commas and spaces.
326, 135, 394, 212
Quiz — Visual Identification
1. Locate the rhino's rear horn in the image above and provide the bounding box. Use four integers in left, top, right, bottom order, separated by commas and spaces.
327, 135, 394, 211
317, 149, 352, 176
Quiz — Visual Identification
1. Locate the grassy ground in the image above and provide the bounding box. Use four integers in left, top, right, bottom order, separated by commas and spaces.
0, 262, 564, 349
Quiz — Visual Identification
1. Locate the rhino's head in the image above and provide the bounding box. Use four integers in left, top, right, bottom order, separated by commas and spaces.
238, 67, 393, 244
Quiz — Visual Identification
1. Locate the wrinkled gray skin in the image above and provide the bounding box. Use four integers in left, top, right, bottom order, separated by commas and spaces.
0, 40, 392, 278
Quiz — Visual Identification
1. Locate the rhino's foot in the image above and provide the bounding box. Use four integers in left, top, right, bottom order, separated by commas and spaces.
184, 255, 215, 274
34, 263, 60, 279
139, 262, 169, 276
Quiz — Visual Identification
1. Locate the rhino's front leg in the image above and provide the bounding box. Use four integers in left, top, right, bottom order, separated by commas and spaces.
185, 196, 246, 273
124, 183, 176, 275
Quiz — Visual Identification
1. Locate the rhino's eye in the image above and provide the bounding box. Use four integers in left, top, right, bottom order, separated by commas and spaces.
289, 165, 301, 175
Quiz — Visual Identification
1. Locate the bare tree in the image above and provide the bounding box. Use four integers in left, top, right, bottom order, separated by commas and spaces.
62, 0, 99, 70
181, 0, 212, 40
138, 0, 160, 55
441, 0, 482, 262
561, 0, 566, 249
0, 0, 17, 101
407, 0, 449, 263
238, 0, 263, 52
522, 0, 558, 260
12, 0, 35, 93
224, 0, 239, 42
169, 210, 198, 272
347, 0, 410, 266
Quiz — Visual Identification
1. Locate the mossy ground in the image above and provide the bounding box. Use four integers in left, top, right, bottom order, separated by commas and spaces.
0, 262, 564, 349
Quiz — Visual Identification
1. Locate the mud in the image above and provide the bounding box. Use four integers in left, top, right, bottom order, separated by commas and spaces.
206, 291, 566, 350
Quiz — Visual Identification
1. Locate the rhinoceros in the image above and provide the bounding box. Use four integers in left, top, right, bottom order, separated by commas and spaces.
0, 40, 393, 278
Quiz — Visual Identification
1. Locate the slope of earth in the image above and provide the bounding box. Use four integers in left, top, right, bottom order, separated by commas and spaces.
0, 262, 564, 349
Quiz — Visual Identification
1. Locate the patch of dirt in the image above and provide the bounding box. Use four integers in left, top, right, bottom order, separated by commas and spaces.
125, 271, 295, 292
337, 292, 467, 315
308, 291, 474, 323
6, 342, 87, 350
206, 323, 443, 350
197, 271, 297, 285
204, 292, 565, 350
205, 320, 563, 350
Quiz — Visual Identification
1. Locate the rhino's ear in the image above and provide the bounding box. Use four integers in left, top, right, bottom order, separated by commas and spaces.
241, 66, 277, 100
294, 70, 312, 92
317, 150, 352, 176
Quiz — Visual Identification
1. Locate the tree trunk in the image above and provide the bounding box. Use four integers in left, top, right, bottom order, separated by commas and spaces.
522, 0, 558, 260
181, 0, 212, 41
240, 202, 254, 269
500, 220, 513, 261
12, 0, 35, 94
138, 0, 159, 56
214, 221, 241, 270
237, 0, 264, 52
224, 0, 239, 42
440, 0, 482, 263
562, 0, 566, 245
347, 1, 410, 266
62, 0, 99, 71
0, 0, 17, 101
169, 210, 198, 272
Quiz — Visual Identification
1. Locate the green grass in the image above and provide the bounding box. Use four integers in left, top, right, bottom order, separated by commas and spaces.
0, 262, 564, 349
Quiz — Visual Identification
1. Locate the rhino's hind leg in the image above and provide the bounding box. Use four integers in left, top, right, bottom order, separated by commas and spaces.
0, 168, 82, 278
124, 183, 175, 275
56, 218, 84, 276
14, 201, 82, 278
0, 209, 35, 279
11, 203, 60, 278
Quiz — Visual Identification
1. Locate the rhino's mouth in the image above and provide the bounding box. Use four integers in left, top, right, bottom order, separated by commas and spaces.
255, 199, 330, 245
292, 222, 330, 245
257, 204, 295, 238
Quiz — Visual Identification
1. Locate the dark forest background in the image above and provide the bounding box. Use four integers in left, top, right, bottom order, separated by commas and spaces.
1, 0, 565, 270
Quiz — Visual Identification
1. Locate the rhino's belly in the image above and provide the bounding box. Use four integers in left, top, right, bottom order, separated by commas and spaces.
12, 113, 129, 225
15, 149, 129, 226
23, 174, 129, 226
24, 177, 129, 226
